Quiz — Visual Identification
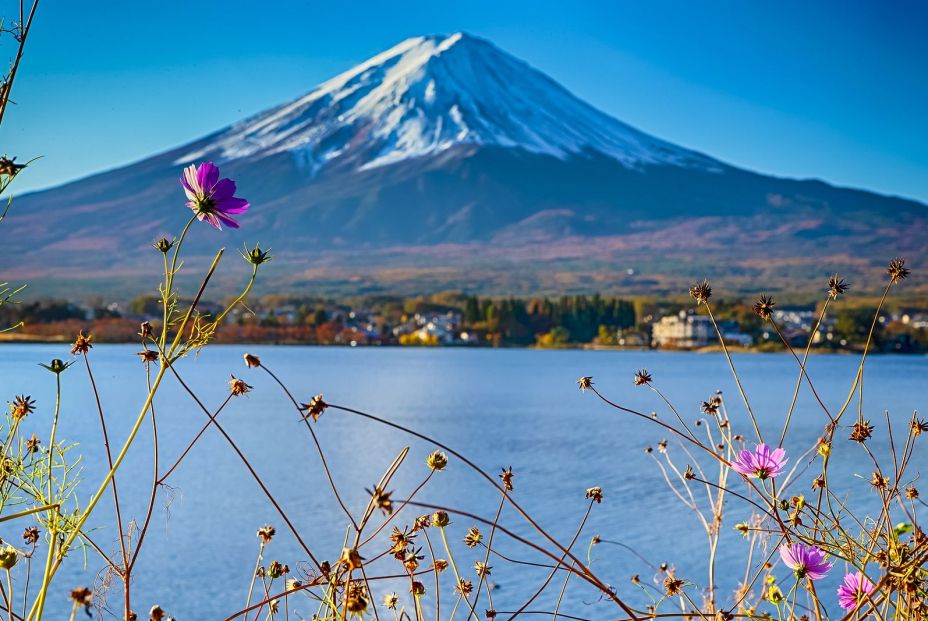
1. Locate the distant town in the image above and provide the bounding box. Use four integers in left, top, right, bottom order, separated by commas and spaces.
2, 292, 927, 352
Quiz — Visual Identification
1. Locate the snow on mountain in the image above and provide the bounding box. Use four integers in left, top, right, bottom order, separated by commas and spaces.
176, 33, 721, 173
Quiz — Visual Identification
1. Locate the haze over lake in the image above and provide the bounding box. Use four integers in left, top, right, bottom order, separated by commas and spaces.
2, 345, 924, 618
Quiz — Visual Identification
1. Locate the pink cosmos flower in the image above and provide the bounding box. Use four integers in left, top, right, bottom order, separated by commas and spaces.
836, 571, 875, 611
731, 443, 787, 480
180, 162, 249, 230
779, 543, 832, 580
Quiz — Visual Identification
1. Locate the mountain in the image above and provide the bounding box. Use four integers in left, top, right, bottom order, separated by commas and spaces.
4, 33, 926, 297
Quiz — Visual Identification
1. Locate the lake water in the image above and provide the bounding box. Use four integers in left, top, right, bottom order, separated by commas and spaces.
1, 345, 925, 619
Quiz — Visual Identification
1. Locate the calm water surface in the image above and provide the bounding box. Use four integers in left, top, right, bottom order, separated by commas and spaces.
0, 345, 925, 618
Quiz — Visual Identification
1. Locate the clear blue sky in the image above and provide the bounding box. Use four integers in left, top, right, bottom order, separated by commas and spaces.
5, 0, 927, 201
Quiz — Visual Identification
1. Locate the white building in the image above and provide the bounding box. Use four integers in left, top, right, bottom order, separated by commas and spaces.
652, 311, 752, 348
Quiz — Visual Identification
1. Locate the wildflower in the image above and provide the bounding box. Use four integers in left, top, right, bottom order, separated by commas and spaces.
299, 394, 328, 422
339, 547, 364, 570
257, 524, 275, 544
633, 369, 652, 386
585, 486, 603, 503
426, 450, 448, 471
817, 438, 831, 457
0, 545, 17, 569
576, 376, 593, 391
10, 395, 35, 420
26, 433, 40, 453
383, 593, 398, 609
731, 444, 787, 480
912, 418, 928, 437
887, 258, 910, 283
765, 584, 784, 604
456, 579, 473, 597
39, 358, 74, 375
464, 527, 482, 548
836, 571, 875, 611
153, 237, 174, 253
241, 243, 271, 266
138, 321, 153, 340
410, 581, 426, 596
850, 420, 874, 443
70, 331, 93, 355
243, 353, 261, 368
137, 350, 159, 364
828, 275, 849, 298
474, 560, 491, 577
752, 295, 776, 319
22, 526, 39, 544
181, 161, 250, 230
689, 280, 712, 304
369, 486, 393, 516
69, 587, 93, 607
779, 543, 832, 580
499, 466, 514, 492
664, 576, 684, 596
432, 511, 450, 528
0, 156, 26, 177
228, 375, 252, 397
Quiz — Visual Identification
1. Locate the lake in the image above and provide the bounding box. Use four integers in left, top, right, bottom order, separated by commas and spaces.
1, 345, 925, 619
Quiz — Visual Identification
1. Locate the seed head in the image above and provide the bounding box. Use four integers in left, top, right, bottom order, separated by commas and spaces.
683, 465, 695, 480
137, 349, 159, 364
433, 559, 449, 573
256, 524, 276, 544
887, 258, 910, 283
339, 547, 364, 571
0, 545, 17, 570
850, 420, 874, 443
431, 511, 450, 528
456, 579, 473, 597
383, 593, 399, 610
10, 395, 36, 420
22, 526, 39, 545
244, 353, 261, 368
0, 156, 26, 177
70, 587, 93, 607
576, 376, 593, 391
25, 433, 40, 453
345, 582, 368, 613
463, 527, 482, 548
499, 466, 514, 492
752, 295, 776, 320
268, 560, 288, 579
911, 418, 928, 438
70, 331, 93, 355
299, 394, 328, 422
585, 486, 603, 503
633, 369, 652, 386
138, 321, 153, 340
689, 280, 712, 304
870, 471, 889, 490
828, 275, 849, 298
474, 560, 491, 577
664, 576, 684, 596
426, 450, 448, 471
229, 375, 252, 396
410, 581, 426, 596
369, 486, 394, 516
906, 486, 919, 500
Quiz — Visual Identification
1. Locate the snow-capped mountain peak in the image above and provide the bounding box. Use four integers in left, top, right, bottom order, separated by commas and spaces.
177, 33, 719, 172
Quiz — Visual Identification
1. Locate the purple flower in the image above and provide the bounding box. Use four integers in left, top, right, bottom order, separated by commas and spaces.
731, 443, 787, 480
180, 162, 249, 230
836, 571, 875, 611
779, 543, 832, 581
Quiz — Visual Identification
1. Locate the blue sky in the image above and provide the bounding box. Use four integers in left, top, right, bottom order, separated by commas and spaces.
5, 1, 928, 201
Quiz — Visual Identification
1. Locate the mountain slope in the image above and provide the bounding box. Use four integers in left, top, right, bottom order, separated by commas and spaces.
4, 32, 926, 296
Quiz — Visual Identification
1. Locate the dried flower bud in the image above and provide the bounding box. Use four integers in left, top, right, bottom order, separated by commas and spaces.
229, 375, 252, 396
474, 560, 491, 577
828, 275, 849, 298
241, 243, 272, 266
383, 593, 399, 610
463, 527, 482, 548
26, 433, 40, 453
664, 576, 684, 596
339, 546, 363, 570
431, 511, 450, 528
69, 587, 92, 606
257, 524, 275, 544
300, 394, 328, 422
850, 420, 874, 443
499, 466, 514, 492
410, 581, 426, 596
138, 321, 153, 339
39, 359, 74, 375
752, 295, 775, 319
153, 238, 175, 253
244, 353, 261, 368
0, 546, 17, 569
137, 349, 159, 364
22, 527, 39, 545
887, 258, 910, 283
633, 369, 652, 386
10, 395, 36, 420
